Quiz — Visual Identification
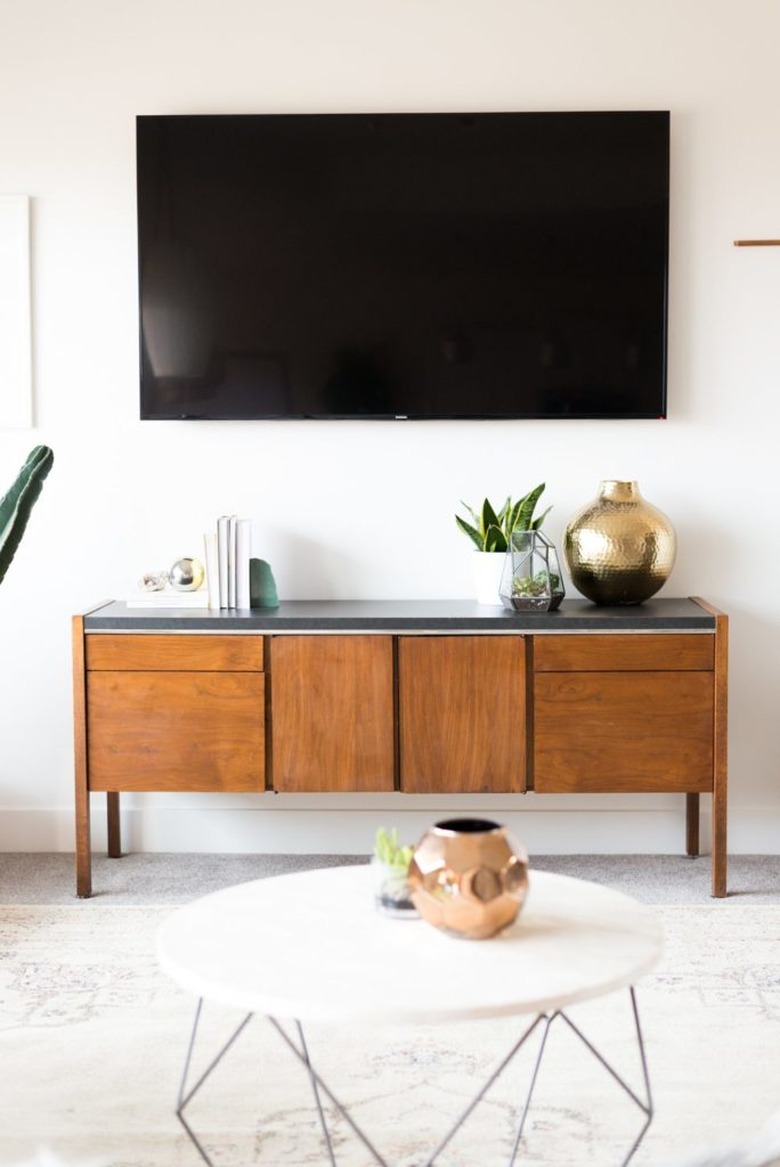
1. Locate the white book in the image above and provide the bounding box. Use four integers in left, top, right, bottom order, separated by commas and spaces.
228, 515, 238, 608
203, 531, 220, 611
235, 518, 251, 609
217, 515, 230, 608
127, 589, 209, 608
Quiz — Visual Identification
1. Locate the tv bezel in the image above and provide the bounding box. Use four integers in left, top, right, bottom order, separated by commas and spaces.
136, 110, 670, 422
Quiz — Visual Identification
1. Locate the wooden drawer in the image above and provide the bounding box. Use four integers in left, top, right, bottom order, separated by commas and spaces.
398, 635, 526, 794
533, 671, 714, 793
270, 635, 395, 792
86, 634, 264, 672
86, 671, 266, 792
533, 633, 714, 673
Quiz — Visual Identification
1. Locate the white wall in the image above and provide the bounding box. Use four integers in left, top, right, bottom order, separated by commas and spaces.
1, 0, 778, 860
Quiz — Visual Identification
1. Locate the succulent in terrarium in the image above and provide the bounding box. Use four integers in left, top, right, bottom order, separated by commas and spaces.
500, 531, 565, 612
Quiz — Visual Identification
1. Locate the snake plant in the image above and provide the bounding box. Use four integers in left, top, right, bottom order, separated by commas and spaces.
455, 483, 550, 553
0, 445, 54, 587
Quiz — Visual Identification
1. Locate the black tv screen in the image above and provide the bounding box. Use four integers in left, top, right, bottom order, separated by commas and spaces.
136, 111, 669, 420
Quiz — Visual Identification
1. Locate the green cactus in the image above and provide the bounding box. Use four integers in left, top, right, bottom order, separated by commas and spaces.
0, 445, 54, 587
373, 826, 413, 870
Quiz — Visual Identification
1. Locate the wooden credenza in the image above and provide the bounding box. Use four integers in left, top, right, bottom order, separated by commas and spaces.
72, 596, 728, 897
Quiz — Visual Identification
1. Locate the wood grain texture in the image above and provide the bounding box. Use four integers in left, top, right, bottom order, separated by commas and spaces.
86, 672, 265, 792
689, 596, 727, 619
533, 671, 714, 793
86, 634, 263, 672
711, 611, 729, 896
533, 634, 714, 672
691, 599, 730, 895
398, 636, 526, 793
72, 603, 729, 894
72, 616, 92, 897
270, 635, 395, 792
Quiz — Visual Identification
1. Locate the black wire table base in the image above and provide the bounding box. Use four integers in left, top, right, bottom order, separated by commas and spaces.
175, 987, 653, 1167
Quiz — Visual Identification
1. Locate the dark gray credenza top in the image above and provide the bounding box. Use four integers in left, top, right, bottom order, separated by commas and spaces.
81, 597, 717, 634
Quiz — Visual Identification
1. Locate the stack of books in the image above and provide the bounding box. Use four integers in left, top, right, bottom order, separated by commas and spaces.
204, 516, 251, 610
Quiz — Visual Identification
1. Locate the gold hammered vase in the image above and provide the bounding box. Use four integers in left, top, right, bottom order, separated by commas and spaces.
563, 480, 676, 606
407, 818, 529, 940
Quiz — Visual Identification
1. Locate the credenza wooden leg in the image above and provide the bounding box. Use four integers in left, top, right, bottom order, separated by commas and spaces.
73, 614, 92, 898
75, 789, 92, 898
712, 814, 727, 898
685, 794, 700, 856
107, 792, 121, 858
711, 607, 729, 898
712, 780, 728, 898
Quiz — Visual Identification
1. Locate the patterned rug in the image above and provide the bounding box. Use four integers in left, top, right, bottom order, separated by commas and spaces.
0, 903, 779, 1166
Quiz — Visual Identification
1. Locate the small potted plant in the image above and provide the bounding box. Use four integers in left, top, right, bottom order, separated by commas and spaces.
500, 528, 566, 612
455, 484, 551, 604
372, 827, 418, 918
455, 484, 550, 554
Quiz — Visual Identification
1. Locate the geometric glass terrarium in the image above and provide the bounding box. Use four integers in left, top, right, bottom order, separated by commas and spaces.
499, 529, 566, 612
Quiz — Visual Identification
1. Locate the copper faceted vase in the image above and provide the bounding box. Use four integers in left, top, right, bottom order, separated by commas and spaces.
408, 818, 529, 940
564, 480, 676, 606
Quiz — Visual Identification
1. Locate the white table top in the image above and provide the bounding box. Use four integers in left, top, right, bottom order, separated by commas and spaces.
157, 866, 663, 1025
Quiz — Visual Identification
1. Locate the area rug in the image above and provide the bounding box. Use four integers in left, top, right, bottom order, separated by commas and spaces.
0, 903, 779, 1166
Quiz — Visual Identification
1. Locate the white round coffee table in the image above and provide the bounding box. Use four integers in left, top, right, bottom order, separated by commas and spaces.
158, 865, 663, 1166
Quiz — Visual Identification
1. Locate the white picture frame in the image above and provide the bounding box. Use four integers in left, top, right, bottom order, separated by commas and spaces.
0, 195, 32, 428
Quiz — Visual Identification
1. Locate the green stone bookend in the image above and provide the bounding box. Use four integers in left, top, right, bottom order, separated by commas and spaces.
249, 558, 279, 608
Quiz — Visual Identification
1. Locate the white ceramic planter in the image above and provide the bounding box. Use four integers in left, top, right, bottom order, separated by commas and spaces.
472, 552, 506, 605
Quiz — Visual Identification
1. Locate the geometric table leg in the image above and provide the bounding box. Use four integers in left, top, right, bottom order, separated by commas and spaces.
173, 988, 653, 1167
175, 999, 254, 1167
421, 1014, 552, 1167
506, 988, 653, 1167
553, 988, 653, 1167
267, 1017, 389, 1166
506, 1013, 556, 1165
293, 1021, 337, 1167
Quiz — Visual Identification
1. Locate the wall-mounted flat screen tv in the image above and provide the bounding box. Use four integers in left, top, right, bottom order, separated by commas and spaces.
136, 111, 669, 420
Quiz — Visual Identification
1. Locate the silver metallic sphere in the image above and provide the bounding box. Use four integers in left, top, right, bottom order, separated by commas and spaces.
169, 557, 205, 592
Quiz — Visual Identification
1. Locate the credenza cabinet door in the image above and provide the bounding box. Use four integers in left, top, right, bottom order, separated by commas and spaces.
532, 634, 715, 794
270, 635, 395, 792
398, 635, 526, 794
85, 635, 265, 793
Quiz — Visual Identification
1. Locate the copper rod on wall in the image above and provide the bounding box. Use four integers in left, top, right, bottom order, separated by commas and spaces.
733, 239, 780, 246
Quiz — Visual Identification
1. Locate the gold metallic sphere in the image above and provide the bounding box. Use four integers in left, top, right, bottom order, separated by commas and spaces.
169, 557, 206, 592
408, 818, 529, 940
564, 480, 676, 606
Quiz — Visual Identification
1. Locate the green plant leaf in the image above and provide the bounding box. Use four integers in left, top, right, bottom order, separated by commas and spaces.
455, 514, 485, 550
457, 486, 552, 550
374, 826, 412, 868
506, 498, 524, 536
484, 524, 507, 553
481, 498, 502, 537
0, 446, 54, 588
531, 505, 553, 530
458, 500, 480, 527
514, 483, 546, 531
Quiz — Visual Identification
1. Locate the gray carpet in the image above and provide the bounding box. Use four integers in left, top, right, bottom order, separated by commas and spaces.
1, 852, 780, 903
3, 857, 780, 1166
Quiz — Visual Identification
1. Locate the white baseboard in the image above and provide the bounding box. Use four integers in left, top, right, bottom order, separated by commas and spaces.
1, 796, 778, 855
